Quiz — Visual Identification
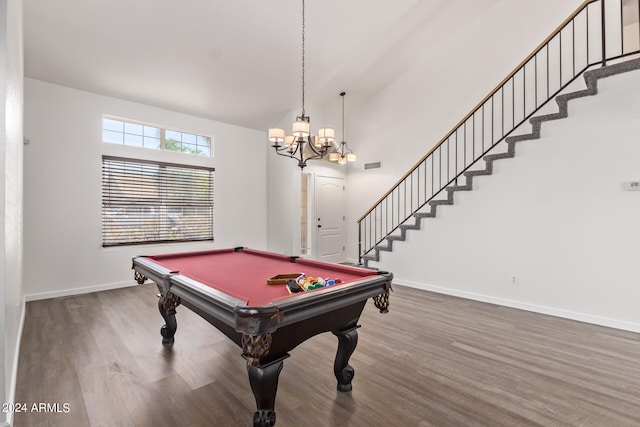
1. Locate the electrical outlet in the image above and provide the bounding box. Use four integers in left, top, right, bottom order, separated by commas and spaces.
511, 275, 517, 285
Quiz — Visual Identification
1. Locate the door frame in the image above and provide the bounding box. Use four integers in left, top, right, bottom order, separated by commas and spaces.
310, 173, 346, 262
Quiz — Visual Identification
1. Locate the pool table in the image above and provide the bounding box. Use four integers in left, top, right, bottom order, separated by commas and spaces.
132, 247, 392, 427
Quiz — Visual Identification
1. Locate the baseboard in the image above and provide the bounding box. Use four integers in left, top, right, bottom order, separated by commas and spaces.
395, 279, 640, 333
4, 298, 26, 427
25, 280, 137, 302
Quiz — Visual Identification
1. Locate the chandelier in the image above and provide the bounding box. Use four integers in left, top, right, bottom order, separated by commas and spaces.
329, 92, 356, 164
268, 0, 335, 170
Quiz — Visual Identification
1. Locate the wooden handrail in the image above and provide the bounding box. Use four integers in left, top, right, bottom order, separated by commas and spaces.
358, 0, 597, 223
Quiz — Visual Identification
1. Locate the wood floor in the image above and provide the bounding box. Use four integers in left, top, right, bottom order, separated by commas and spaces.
14, 283, 640, 427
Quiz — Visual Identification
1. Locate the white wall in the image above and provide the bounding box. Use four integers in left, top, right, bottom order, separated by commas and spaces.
0, 0, 24, 425
369, 67, 640, 331
23, 79, 268, 299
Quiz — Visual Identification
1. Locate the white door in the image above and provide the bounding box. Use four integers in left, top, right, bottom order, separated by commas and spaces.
315, 175, 346, 263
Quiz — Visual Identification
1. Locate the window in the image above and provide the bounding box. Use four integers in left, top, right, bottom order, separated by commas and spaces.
102, 116, 212, 157
102, 156, 214, 246
165, 129, 212, 156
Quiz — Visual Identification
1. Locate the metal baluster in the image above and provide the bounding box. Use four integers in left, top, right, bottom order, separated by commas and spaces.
532, 56, 536, 114
438, 145, 441, 189
472, 112, 476, 161
602, 0, 607, 65
572, 19, 576, 76
523, 62, 527, 118
587, 5, 591, 65
491, 95, 495, 145
431, 155, 434, 197
621, 0, 624, 54
465, 118, 469, 170
511, 77, 515, 130
454, 132, 457, 185
501, 87, 505, 140
393, 189, 396, 230
482, 104, 485, 153
546, 44, 550, 99
416, 164, 420, 212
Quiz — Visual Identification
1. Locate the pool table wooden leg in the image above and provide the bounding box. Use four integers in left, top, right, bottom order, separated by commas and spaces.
332, 325, 360, 392
157, 293, 179, 345
247, 358, 285, 427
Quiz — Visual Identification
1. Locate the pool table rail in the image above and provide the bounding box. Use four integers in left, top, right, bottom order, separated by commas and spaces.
132, 255, 392, 338
270, 274, 392, 325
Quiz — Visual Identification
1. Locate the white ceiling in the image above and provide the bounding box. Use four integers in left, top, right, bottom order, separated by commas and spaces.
25, 0, 466, 130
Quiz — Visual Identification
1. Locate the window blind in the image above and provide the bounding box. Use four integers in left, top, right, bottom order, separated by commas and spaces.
102, 156, 214, 246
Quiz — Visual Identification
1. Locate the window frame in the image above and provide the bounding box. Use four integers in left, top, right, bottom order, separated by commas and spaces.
102, 115, 214, 157
101, 155, 215, 247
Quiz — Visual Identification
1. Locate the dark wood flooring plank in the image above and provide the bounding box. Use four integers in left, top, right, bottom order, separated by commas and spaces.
14, 283, 640, 426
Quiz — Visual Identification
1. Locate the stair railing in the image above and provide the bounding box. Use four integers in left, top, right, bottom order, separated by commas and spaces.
358, 0, 640, 264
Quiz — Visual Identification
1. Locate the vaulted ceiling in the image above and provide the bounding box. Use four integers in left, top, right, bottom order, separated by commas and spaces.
26, 0, 457, 130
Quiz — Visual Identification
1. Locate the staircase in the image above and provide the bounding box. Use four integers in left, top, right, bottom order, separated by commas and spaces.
362, 57, 640, 266
358, 0, 640, 267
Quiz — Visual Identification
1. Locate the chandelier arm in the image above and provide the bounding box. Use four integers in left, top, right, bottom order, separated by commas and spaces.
276, 148, 295, 157
306, 143, 322, 156
305, 140, 330, 158
296, 142, 321, 169
273, 145, 300, 158
303, 148, 327, 162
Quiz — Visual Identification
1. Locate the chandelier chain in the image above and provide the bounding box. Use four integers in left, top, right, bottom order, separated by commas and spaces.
301, 0, 306, 116
268, 0, 354, 169
342, 92, 345, 143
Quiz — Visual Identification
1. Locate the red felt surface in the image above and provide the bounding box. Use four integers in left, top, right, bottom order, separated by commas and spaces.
147, 248, 377, 306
